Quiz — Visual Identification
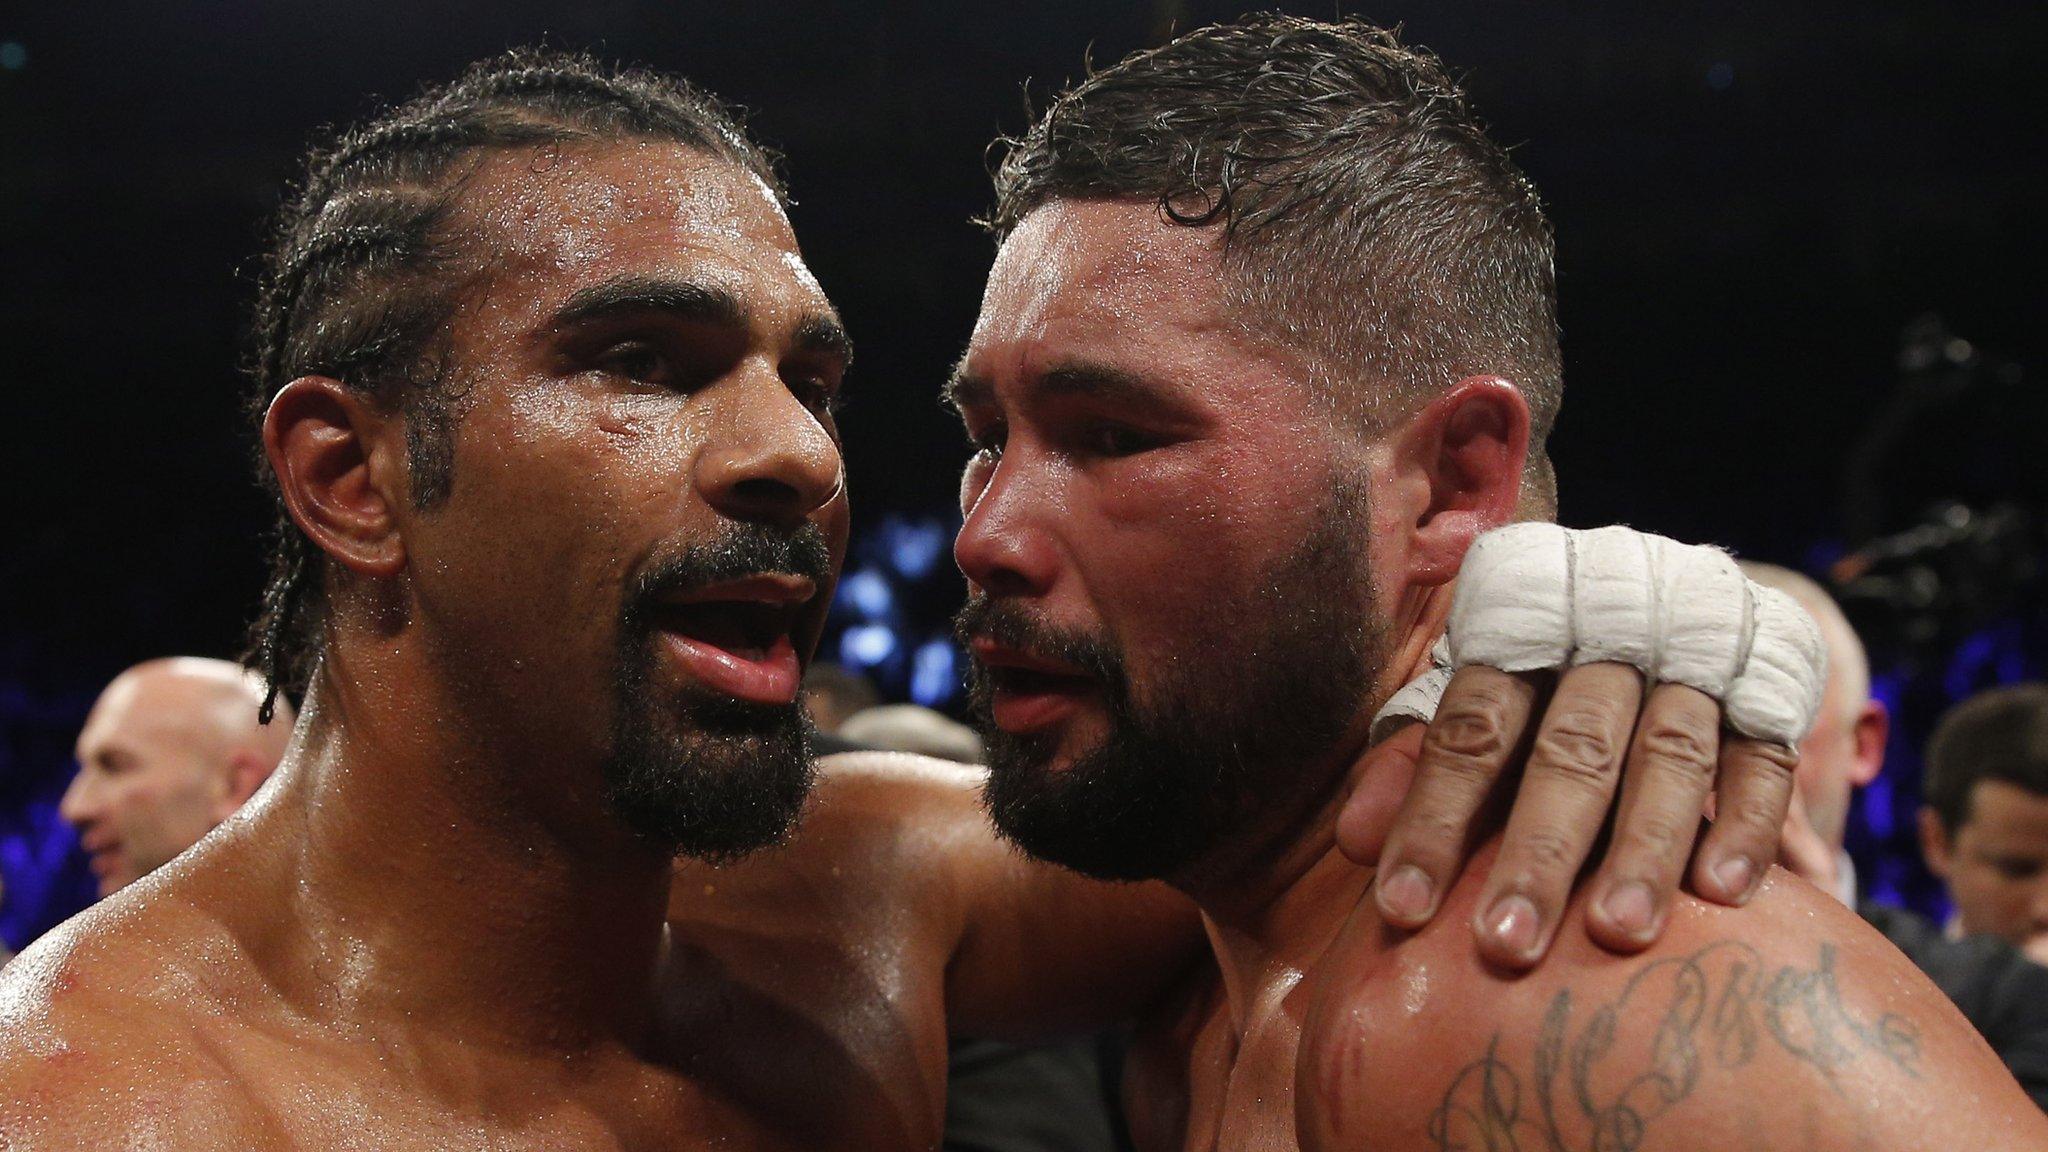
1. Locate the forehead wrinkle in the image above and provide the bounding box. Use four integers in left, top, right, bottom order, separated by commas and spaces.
979, 201, 1240, 369
455, 142, 799, 295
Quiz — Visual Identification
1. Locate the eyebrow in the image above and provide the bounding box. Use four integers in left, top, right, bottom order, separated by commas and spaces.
792, 312, 855, 370
943, 359, 1165, 412
548, 274, 853, 370
941, 362, 989, 413
549, 274, 746, 330
1036, 362, 1159, 406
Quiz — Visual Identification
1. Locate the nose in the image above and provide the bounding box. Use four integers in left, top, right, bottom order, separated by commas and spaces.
954, 449, 1062, 600
59, 769, 99, 829
2029, 876, 2048, 929
696, 366, 845, 529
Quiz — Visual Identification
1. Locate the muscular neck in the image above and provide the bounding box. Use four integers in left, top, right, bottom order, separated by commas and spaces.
227, 642, 675, 1053
1183, 583, 1454, 1036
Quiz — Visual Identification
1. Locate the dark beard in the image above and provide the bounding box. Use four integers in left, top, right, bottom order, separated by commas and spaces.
605, 524, 832, 861
960, 485, 1381, 885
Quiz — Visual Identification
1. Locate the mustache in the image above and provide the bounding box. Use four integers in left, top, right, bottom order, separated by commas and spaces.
953, 594, 1123, 685
624, 522, 835, 626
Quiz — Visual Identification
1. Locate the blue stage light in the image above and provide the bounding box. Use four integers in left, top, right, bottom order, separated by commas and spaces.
910, 639, 959, 706
882, 515, 948, 580
841, 568, 894, 619
840, 624, 898, 667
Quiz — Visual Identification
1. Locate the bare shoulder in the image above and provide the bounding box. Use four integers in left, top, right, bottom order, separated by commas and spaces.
1299, 863, 2048, 1152
0, 899, 280, 1148
669, 750, 989, 925
807, 749, 989, 840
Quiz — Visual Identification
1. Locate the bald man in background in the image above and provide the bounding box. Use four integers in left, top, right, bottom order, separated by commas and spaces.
1740, 562, 1890, 902
63, 657, 295, 897
1746, 561, 2048, 1109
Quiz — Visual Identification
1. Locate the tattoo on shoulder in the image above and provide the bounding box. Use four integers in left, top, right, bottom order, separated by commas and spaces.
1428, 941, 1921, 1152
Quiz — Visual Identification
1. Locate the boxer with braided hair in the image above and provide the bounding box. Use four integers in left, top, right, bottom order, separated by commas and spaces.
244, 49, 782, 717
0, 49, 1207, 1149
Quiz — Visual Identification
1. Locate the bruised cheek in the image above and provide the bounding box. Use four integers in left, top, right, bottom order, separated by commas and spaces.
1086, 445, 1298, 649
1098, 441, 1308, 573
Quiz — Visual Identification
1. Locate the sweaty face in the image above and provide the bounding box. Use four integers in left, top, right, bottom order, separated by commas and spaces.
395, 143, 849, 857
950, 200, 1386, 885
1937, 780, 2048, 956
65, 680, 231, 896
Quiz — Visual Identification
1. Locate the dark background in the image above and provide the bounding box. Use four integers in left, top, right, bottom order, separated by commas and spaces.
2, 1, 2043, 945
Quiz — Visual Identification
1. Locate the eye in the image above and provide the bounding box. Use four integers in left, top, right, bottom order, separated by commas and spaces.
965, 420, 1006, 464
1085, 422, 1160, 458
1992, 857, 2044, 881
595, 341, 671, 386
787, 376, 843, 420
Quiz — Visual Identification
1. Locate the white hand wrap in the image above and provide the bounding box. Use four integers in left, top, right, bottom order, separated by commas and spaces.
1370, 523, 1826, 746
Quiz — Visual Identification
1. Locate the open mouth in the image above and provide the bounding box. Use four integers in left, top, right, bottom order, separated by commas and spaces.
971, 640, 1098, 733
648, 576, 813, 706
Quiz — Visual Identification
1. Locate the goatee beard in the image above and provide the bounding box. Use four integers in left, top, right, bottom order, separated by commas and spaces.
605, 523, 832, 861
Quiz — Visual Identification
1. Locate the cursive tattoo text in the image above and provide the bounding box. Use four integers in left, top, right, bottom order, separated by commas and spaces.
1427, 941, 1920, 1152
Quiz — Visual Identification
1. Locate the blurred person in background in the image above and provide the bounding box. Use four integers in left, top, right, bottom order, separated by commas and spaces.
1750, 563, 2048, 1109
801, 660, 881, 735
1920, 683, 2048, 964
63, 657, 294, 898
841, 703, 984, 764
1742, 562, 1890, 903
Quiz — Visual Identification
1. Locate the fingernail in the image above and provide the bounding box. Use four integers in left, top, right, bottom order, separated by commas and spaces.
1600, 880, 1656, 936
1712, 856, 1755, 900
1482, 894, 1541, 957
1378, 865, 1436, 922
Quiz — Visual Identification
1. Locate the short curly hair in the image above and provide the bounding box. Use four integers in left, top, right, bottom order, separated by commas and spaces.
242, 49, 782, 721
988, 15, 1560, 510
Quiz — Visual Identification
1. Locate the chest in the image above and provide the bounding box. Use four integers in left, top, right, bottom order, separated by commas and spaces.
188, 936, 949, 1152
189, 1028, 797, 1151
652, 914, 952, 1149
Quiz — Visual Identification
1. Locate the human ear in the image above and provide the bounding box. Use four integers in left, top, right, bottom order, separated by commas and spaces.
261, 377, 409, 578
1385, 376, 1531, 587
1849, 699, 1890, 788
214, 749, 272, 820
1919, 807, 1954, 879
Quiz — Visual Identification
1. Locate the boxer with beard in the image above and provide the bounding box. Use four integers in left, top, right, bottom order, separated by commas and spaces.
949, 16, 2048, 1149
2, 48, 1808, 1150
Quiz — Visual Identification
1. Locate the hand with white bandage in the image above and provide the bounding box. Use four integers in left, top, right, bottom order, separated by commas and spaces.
1338, 523, 1825, 968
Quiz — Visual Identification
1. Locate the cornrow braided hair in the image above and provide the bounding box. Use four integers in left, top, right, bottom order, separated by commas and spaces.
242, 48, 783, 723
